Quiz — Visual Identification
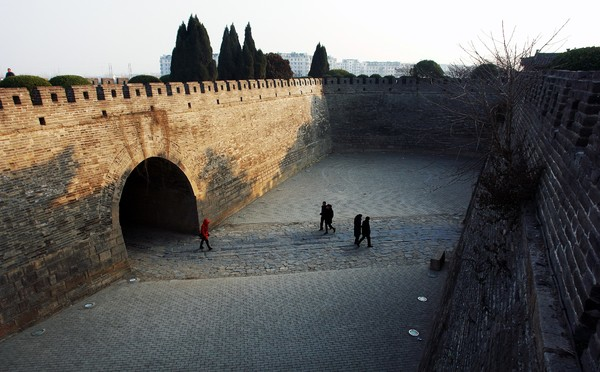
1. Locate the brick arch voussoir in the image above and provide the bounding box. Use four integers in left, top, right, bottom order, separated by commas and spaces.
99, 143, 200, 234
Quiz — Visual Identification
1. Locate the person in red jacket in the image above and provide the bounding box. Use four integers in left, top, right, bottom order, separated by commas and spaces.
198, 218, 213, 251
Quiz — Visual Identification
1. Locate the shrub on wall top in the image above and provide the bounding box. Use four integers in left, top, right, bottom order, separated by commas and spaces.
550, 47, 600, 71
49, 75, 92, 87
128, 75, 162, 84
0, 75, 51, 90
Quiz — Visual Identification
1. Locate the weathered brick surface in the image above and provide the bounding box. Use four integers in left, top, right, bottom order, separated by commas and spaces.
518, 71, 600, 371
0, 78, 331, 338
323, 77, 483, 154
421, 71, 599, 371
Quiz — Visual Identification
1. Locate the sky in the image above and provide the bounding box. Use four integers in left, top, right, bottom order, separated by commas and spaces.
1, 0, 598, 78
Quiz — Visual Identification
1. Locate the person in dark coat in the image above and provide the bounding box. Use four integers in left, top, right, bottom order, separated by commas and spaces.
357, 216, 372, 247
5, 68, 15, 78
353, 214, 363, 245
323, 204, 336, 234
319, 201, 327, 231
198, 218, 213, 251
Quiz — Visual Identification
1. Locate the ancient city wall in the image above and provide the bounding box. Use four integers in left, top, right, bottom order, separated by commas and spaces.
3, 72, 597, 371
518, 70, 600, 371
323, 77, 482, 154
0, 78, 330, 338
420, 71, 600, 372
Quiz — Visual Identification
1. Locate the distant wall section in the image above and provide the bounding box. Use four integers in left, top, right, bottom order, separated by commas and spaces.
324, 77, 483, 154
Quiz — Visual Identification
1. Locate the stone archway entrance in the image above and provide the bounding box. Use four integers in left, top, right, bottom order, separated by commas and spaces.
119, 157, 198, 235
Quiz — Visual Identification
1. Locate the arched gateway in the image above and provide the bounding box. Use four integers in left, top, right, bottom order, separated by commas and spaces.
119, 157, 199, 235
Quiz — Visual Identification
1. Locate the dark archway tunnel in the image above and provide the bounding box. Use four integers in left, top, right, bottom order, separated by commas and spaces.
119, 157, 199, 235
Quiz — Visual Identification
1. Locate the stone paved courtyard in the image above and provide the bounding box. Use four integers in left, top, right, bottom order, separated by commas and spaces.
0, 151, 479, 371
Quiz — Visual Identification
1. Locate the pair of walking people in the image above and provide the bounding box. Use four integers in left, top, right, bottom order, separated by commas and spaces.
354, 214, 372, 247
319, 201, 336, 234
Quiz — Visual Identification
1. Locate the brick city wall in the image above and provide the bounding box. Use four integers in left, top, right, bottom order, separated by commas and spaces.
3, 72, 597, 371
323, 77, 482, 154
0, 78, 331, 338
420, 71, 600, 372
519, 70, 600, 371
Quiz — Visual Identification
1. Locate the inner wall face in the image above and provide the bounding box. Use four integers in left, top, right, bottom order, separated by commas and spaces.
119, 157, 198, 234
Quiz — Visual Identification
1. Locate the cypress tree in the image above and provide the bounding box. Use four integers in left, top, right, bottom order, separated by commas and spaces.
308, 43, 330, 78
229, 24, 243, 79
218, 26, 233, 80
255, 50, 267, 79
170, 15, 216, 82
186, 16, 206, 81
242, 23, 256, 79
170, 23, 188, 82
195, 17, 217, 81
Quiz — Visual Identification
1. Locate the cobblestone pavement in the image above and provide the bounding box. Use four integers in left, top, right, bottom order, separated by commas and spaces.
0, 152, 479, 371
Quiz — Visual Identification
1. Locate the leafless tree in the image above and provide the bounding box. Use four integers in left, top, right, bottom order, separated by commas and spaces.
446, 21, 569, 215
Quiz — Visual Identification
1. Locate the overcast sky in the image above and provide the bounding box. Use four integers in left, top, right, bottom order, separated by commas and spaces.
1, 0, 597, 78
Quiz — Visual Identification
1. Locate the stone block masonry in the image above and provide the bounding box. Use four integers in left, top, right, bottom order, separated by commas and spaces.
0, 78, 331, 338
518, 70, 600, 371
4, 72, 596, 371
420, 70, 600, 372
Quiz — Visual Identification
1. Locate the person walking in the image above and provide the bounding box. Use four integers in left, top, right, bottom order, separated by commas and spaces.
198, 218, 213, 251
319, 201, 327, 231
323, 204, 336, 234
353, 214, 363, 245
357, 216, 372, 247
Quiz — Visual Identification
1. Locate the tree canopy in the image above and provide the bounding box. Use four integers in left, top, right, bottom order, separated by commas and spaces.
265, 53, 293, 79
218, 24, 243, 80
128, 75, 162, 84
0, 75, 51, 90
411, 60, 445, 78
48, 75, 91, 87
550, 47, 600, 71
325, 69, 354, 78
470, 63, 500, 80
170, 15, 217, 82
308, 43, 329, 78
219, 22, 266, 80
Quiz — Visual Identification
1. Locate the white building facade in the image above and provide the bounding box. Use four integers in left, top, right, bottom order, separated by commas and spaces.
159, 55, 171, 77
160, 53, 403, 78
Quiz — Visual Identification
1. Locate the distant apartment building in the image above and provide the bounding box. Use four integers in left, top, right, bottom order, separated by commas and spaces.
277, 52, 312, 77
330, 59, 402, 77
159, 55, 171, 77
160, 52, 402, 78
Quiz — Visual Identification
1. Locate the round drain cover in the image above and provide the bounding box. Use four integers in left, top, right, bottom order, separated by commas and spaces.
31, 329, 46, 336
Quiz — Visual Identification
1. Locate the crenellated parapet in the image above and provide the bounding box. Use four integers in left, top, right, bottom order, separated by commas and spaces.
0, 78, 323, 133
323, 76, 457, 94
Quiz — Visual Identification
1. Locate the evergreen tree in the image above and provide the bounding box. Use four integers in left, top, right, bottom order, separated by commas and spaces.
410, 60, 445, 79
242, 23, 257, 79
265, 53, 293, 79
170, 23, 188, 82
218, 24, 243, 80
308, 43, 329, 78
255, 50, 267, 79
229, 24, 243, 79
170, 15, 216, 82
218, 26, 233, 80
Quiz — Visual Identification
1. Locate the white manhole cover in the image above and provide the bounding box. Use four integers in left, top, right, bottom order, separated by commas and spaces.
83, 302, 95, 309
31, 329, 45, 336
